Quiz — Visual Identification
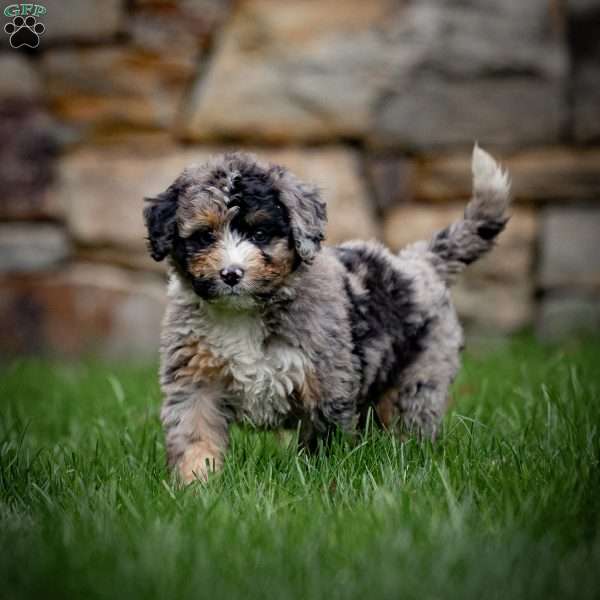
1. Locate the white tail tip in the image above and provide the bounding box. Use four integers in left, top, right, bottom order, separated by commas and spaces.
471, 144, 511, 195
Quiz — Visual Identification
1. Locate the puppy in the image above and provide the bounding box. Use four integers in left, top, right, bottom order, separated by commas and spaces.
143, 145, 511, 483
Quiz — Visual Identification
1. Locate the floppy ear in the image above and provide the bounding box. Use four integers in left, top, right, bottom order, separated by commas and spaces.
143, 183, 180, 262
278, 178, 327, 264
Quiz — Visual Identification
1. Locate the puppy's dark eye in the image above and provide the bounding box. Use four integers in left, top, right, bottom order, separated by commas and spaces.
187, 229, 215, 248
250, 228, 269, 244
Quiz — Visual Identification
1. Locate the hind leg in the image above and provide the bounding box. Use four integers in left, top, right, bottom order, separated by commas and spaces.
396, 381, 451, 440
391, 320, 462, 440
373, 383, 449, 440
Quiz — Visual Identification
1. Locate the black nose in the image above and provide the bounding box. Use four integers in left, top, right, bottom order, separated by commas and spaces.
220, 266, 244, 287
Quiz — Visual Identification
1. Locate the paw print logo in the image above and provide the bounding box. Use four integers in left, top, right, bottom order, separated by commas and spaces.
4, 15, 45, 49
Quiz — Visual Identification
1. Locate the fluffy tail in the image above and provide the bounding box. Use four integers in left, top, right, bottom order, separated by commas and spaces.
426, 145, 511, 285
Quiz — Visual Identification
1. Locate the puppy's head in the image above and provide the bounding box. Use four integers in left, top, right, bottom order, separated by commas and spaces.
143, 153, 327, 305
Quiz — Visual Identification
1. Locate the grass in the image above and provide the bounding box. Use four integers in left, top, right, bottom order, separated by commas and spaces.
1, 336, 599, 600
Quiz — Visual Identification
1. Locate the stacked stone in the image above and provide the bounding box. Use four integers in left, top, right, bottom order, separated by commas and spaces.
0, 0, 598, 358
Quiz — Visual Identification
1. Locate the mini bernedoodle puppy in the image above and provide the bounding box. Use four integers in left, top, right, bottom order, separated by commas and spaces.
143, 145, 511, 483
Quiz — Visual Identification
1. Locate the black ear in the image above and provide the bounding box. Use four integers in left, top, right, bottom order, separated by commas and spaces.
143, 184, 179, 262
276, 173, 327, 264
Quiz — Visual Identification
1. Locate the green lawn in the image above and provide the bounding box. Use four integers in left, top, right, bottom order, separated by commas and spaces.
1, 337, 599, 600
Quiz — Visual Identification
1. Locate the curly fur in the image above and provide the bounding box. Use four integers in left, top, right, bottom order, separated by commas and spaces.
143, 145, 511, 483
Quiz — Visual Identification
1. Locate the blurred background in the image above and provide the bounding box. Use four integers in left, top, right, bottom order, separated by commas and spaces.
0, 0, 599, 359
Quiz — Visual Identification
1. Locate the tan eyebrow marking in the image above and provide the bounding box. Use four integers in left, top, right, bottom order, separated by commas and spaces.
180, 205, 226, 237
244, 208, 275, 226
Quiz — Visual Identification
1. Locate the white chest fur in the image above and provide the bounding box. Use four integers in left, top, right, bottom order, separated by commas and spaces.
170, 282, 307, 426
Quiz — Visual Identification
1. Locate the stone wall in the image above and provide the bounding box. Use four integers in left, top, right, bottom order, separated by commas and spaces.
1, 0, 599, 358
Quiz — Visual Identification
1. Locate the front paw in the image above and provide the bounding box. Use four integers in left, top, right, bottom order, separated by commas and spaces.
177, 442, 222, 484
